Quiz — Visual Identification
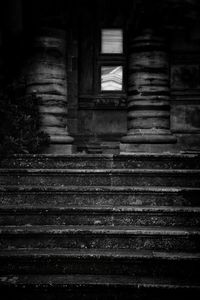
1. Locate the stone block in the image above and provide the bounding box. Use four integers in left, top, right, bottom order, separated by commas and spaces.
44, 144, 76, 155
120, 143, 177, 153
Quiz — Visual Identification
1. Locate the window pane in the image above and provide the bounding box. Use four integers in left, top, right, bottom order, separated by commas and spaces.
101, 66, 123, 91
101, 29, 123, 54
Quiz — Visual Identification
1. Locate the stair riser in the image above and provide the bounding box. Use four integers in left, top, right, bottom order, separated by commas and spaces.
1, 191, 199, 207
114, 158, 200, 170
1, 257, 199, 279
1, 213, 199, 227
1, 285, 199, 300
0, 173, 199, 187
0, 158, 112, 169
0, 234, 199, 252
2, 157, 200, 169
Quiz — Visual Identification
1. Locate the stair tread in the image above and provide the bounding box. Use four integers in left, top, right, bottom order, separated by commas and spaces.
1, 168, 200, 173
0, 206, 200, 213
1, 225, 199, 235
3, 153, 200, 158
0, 248, 199, 259
0, 274, 199, 288
1, 185, 199, 192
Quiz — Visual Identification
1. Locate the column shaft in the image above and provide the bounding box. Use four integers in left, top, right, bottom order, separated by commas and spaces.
26, 28, 74, 154
121, 29, 176, 152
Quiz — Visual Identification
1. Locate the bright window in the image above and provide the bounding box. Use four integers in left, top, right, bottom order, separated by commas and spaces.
101, 66, 123, 91
97, 28, 125, 93
101, 29, 123, 54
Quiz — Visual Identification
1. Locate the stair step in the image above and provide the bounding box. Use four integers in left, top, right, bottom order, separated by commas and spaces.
1, 169, 200, 187
0, 274, 199, 300
0, 206, 199, 226
2, 248, 200, 259
0, 225, 199, 252
0, 154, 199, 300
1, 153, 200, 169
0, 249, 199, 278
1, 186, 200, 207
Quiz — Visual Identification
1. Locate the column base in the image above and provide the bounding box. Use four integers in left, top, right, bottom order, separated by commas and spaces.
120, 143, 177, 153
120, 134, 177, 153
43, 144, 76, 154
121, 134, 177, 144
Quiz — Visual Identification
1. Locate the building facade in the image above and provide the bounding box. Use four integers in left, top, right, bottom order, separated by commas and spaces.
1, 0, 200, 154
0, 2, 200, 298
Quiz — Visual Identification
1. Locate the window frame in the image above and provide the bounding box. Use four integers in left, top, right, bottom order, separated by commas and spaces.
95, 27, 127, 95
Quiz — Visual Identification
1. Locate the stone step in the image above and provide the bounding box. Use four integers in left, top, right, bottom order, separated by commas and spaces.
1, 186, 200, 207
0, 225, 199, 252
0, 206, 199, 227
0, 274, 199, 300
0, 249, 199, 279
1, 153, 200, 169
1, 169, 200, 187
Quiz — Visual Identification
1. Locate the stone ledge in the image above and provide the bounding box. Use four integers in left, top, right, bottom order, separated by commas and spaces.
120, 143, 178, 153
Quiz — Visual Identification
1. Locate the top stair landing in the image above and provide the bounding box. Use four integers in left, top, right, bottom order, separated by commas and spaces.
1, 153, 200, 169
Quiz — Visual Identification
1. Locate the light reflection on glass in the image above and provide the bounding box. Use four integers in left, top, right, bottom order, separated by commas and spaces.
101, 66, 123, 91
101, 29, 123, 54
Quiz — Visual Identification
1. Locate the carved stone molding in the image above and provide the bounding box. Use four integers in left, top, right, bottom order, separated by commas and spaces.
79, 95, 127, 110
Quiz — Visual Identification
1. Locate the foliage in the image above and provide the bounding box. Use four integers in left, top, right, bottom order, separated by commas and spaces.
0, 82, 50, 158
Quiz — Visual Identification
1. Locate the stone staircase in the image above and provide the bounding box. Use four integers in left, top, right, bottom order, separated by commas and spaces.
0, 154, 200, 299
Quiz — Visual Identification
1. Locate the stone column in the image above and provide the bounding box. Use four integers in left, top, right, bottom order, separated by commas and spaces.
120, 29, 176, 153
26, 28, 75, 154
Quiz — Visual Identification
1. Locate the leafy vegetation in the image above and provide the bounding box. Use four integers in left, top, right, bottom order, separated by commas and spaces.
0, 82, 49, 158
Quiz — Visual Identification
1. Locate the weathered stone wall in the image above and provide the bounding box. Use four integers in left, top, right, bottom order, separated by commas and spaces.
67, 27, 78, 139
170, 22, 200, 151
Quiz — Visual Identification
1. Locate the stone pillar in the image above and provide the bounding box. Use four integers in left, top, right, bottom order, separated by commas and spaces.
120, 29, 176, 153
26, 28, 75, 154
